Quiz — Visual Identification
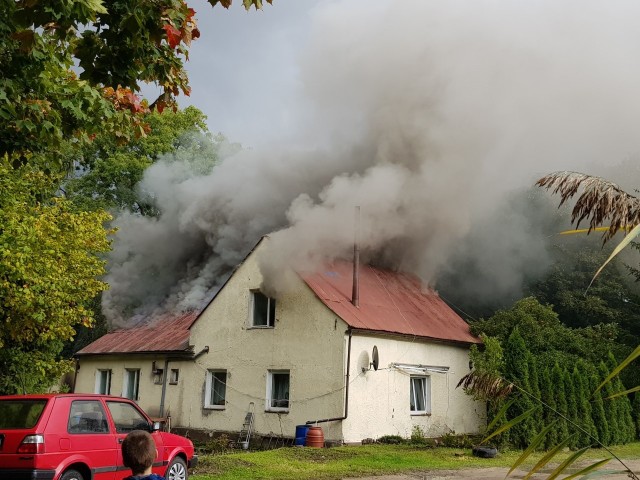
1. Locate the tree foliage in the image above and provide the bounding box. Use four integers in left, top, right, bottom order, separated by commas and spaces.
63, 106, 231, 214
1, 0, 268, 166
0, 160, 112, 393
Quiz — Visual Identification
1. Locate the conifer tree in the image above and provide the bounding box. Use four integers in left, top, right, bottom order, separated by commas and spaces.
572, 365, 596, 448
633, 392, 640, 440
540, 365, 558, 449
504, 328, 537, 448
527, 352, 543, 430
606, 352, 635, 443
551, 363, 569, 444
590, 373, 610, 446
563, 368, 578, 449
599, 361, 620, 445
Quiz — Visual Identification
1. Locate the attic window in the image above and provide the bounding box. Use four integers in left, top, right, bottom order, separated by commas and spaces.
251, 291, 276, 328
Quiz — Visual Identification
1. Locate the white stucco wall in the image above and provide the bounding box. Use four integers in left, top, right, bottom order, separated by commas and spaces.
343, 334, 486, 443
74, 355, 192, 419
183, 245, 349, 443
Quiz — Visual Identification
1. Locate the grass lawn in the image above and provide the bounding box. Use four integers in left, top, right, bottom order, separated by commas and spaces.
190, 442, 640, 480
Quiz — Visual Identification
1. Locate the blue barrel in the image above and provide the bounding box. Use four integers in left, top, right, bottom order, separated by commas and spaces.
295, 424, 310, 446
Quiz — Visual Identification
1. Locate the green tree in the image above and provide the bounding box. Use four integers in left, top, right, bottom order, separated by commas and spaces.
503, 328, 537, 448
63, 106, 232, 214
633, 392, 640, 440
572, 364, 597, 448
590, 372, 611, 446
564, 368, 578, 449
0, 161, 111, 393
539, 365, 558, 449
1, 0, 268, 165
551, 363, 569, 446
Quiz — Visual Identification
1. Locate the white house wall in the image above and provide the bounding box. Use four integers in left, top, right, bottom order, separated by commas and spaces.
184, 246, 349, 443
343, 334, 486, 443
74, 355, 192, 420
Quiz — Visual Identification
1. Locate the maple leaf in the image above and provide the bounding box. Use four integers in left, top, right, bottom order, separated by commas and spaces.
163, 23, 182, 49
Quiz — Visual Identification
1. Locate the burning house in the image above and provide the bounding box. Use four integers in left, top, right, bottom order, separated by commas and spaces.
74, 236, 485, 444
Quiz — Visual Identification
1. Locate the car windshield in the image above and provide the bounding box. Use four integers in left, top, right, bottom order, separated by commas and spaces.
0, 399, 47, 429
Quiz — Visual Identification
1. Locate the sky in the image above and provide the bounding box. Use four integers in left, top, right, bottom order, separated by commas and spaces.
106, 0, 640, 325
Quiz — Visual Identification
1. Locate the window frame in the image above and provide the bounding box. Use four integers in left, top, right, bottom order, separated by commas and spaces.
204, 370, 227, 410
94, 369, 112, 395
250, 290, 276, 328
409, 375, 431, 415
266, 370, 290, 413
169, 368, 180, 385
123, 368, 140, 401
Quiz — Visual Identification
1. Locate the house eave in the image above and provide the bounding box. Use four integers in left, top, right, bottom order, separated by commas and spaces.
348, 328, 482, 347
74, 349, 195, 359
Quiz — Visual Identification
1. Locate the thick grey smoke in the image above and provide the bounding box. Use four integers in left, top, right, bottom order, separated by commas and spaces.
103, 0, 640, 325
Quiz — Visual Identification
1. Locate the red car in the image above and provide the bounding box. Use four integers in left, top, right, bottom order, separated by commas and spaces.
0, 393, 198, 480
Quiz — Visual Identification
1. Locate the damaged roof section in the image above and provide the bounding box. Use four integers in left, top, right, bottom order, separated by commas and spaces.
300, 261, 480, 345
75, 311, 198, 356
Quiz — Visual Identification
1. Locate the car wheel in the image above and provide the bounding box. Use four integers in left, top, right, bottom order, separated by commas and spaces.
166, 456, 188, 480
60, 469, 85, 480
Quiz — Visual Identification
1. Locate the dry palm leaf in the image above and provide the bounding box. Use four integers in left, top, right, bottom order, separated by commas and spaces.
536, 171, 640, 243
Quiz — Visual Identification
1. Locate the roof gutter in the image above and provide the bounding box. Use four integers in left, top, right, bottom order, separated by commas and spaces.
306, 328, 352, 425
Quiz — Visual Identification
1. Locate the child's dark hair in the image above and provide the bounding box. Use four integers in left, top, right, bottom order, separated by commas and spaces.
122, 430, 156, 474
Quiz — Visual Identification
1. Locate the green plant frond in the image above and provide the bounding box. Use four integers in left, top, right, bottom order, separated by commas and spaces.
561, 458, 611, 480
594, 344, 640, 395
484, 397, 516, 434
546, 445, 590, 480
601, 384, 640, 401
482, 406, 535, 445
524, 437, 573, 478
515, 422, 556, 479
587, 223, 640, 291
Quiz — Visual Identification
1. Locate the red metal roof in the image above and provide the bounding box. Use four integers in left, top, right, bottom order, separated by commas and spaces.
75, 311, 198, 356
300, 262, 480, 345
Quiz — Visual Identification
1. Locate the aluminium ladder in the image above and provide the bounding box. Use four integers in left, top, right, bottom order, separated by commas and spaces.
237, 402, 255, 449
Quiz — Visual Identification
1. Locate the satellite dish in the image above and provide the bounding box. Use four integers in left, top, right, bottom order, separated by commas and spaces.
371, 345, 379, 371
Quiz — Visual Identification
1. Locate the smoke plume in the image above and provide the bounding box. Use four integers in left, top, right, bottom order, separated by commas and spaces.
103, 0, 640, 326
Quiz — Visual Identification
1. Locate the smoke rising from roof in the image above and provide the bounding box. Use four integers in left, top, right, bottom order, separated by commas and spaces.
103, 0, 640, 326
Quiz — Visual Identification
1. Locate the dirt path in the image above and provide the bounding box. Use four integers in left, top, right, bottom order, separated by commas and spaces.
347, 459, 640, 479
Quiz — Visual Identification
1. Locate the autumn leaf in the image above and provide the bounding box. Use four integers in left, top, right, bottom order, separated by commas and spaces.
163, 23, 182, 49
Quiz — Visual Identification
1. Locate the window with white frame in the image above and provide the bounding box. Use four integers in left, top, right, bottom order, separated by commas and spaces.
123, 369, 140, 400
266, 370, 290, 412
410, 376, 430, 414
251, 291, 276, 327
204, 370, 227, 409
95, 369, 111, 394
170, 368, 179, 385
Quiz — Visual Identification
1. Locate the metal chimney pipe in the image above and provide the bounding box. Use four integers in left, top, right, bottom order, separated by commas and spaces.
352, 206, 360, 307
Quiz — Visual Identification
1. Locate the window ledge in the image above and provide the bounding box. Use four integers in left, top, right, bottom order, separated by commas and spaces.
203, 405, 226, 411
410, 412, 432, 416
248, 325, 274, 330
265, 409, 289, 414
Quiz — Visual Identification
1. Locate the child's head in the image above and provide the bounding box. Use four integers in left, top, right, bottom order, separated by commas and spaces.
122, 430, 157, 475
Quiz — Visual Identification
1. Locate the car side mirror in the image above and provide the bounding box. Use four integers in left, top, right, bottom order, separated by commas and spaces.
150, 421, 161, 432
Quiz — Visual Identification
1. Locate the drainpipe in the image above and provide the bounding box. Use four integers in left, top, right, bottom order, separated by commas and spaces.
159, 358, 170, 417
306, 329, 352, 425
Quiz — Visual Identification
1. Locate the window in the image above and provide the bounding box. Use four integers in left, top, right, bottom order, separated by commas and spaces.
123, 369, 140, 400
95, 369, 111, 394
170, 369, 179, 384
251, 291, 276, 327
266, 371, 289, 412
68, 400, 109, 434
204, 370, 227, 409
410, 376, 431, 414
106, 401, 151, 434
